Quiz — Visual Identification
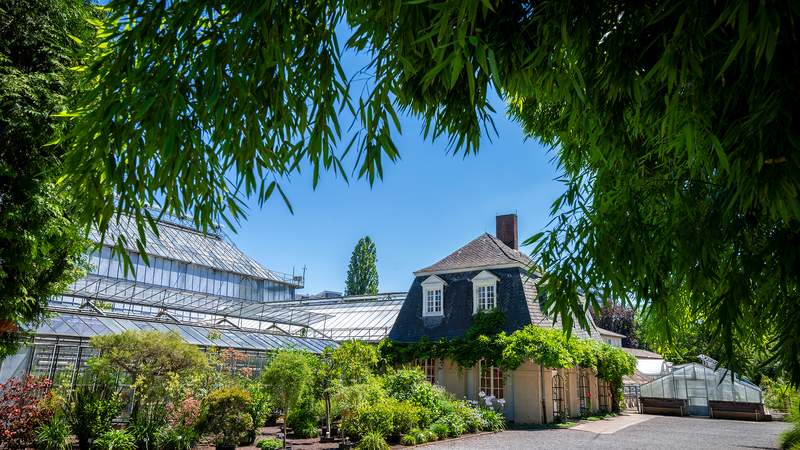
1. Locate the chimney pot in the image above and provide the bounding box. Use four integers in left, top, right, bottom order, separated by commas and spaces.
496, 214, 518, 250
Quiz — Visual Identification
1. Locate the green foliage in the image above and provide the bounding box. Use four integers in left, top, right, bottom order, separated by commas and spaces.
478, 408, 506, 432
0, 0, 91, 358
432, 412, 466, 438
94, 429, 137, 450
331, 379, 385, 421
764, 378, 800, 414
781, 422, 800, 450
345, 236, 379, 295
154, 426, 199, 450
355, 431, 390, 450
242, 380, 274, 428
256, 438, 284, 450
69, 360, 122, 450
399, 434, 417, 446
67, 0, 800, 385
91, 330, 207, 394
198, 387, 253, 446
286, 394, 321, 438
35, 415, 71, 450
342, 396, 423, 439
260, 349, 314, 448
428, 422, 450, 441
332, 340, 379, 385
381, 368, 447, 426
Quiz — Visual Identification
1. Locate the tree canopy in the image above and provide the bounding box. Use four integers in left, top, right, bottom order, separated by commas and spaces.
345, 236, 379, 296
0, 0, 93, 356
62, 1, 800, 383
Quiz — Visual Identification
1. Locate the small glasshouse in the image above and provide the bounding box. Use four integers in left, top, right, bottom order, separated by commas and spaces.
640, 361, 767, 420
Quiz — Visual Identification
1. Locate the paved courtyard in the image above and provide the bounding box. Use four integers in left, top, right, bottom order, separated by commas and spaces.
421, 414, 792, 450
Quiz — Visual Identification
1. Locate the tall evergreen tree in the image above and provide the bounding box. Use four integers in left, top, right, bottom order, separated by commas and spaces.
344, 236, 379, 296
0, 0, 93, 356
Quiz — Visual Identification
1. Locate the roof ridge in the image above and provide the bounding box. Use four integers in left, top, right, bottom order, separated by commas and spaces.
486, 233, 529, 266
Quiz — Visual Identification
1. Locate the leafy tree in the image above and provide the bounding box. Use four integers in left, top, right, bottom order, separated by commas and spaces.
90, 330, 207, 417
64, 1, 800, 383
344, 236, 379, 296
591, 303, 643, 349
0, 0, 93, 357
331, 339, 379, 385
260, 350, 313, 449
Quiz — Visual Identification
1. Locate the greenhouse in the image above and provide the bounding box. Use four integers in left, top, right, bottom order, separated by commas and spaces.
640, 361, 764, 419
0, 212, 356, 383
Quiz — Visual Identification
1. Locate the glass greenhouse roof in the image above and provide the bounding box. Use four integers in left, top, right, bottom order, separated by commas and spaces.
66, 274, 330, 327
90, 215, 303, 287
34, 313, 336, 354
640, 362, 762, 405
276, 293, 406, 341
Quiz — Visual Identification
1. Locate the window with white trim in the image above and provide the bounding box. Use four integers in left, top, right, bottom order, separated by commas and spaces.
416, 358, 437, 384
480, 362, 504, 399
421, 275, 446, 317
477, 284, 496, 311
471, 270, 499, 314
426, 288, 442, 314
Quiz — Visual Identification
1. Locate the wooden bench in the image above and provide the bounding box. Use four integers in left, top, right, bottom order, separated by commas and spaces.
640, 397, 688, 416
708, 400, 769, 421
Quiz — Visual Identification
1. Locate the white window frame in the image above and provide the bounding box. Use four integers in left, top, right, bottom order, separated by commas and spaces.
421, 275, 446, 317
471, 270, 499, 314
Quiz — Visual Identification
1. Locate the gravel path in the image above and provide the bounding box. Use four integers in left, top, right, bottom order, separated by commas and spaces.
420, 415, 792, 450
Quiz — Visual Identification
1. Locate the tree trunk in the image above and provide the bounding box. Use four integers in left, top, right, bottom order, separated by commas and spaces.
324, 394, 332, 437
283, 406, 288, 449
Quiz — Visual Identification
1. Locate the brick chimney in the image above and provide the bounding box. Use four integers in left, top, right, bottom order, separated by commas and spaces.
496, 214, 518, 250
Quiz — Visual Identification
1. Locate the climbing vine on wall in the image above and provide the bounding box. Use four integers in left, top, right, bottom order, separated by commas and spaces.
378, 310, 636, 388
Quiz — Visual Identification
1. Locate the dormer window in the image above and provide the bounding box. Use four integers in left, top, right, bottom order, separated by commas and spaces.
471, 270, 500, 314
421, 275, 446, 317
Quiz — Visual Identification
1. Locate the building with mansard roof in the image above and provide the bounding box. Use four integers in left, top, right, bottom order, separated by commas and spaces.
388, 214, 611, 424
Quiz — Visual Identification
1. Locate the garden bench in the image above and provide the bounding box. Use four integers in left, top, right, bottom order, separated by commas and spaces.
640, 397, 688, 416
708, 400, 769, 421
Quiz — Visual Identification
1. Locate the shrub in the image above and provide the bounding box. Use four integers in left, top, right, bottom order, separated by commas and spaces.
400, 434, 417, 446
342, 401, 394, 439
382, 369, 449, 426
70, 367, 122, 450
243, 381, 273, 428
421, 429, 437, 442
155, 425, 199, 450
341, 397, 421, 439
35, 415, 71, 450
0, 375, 54, 449
260, 350, 313, 449
257, 437, 284, 450
128, 403, 167, 450
433, 412, 466, 437
331, 378, 385, 420
478, 408, 506, 432
356, 431, 390, 450
198, 387, 254, 446
452, 402, 486, 433
429, 422, 450, 440
93, 429, 137, 450
287, 394, 321, 437
165, 397, 201, 429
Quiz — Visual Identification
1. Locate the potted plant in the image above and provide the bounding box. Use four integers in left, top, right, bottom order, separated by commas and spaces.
199, 387, 253, 450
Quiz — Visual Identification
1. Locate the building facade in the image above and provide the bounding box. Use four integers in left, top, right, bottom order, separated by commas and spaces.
389, 214, 611, 424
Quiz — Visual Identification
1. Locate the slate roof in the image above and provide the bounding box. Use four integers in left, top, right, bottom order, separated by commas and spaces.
622, 348, 663, 359
415, 233, 533, 275
596, 327, 626, 338
388, 267, 598, 342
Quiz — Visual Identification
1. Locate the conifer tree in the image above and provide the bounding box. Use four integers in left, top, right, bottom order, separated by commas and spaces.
344, 236, 379, 296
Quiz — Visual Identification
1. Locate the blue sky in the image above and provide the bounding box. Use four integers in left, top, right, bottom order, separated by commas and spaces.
232, 102, 564, 294
228, 27, 564, 295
